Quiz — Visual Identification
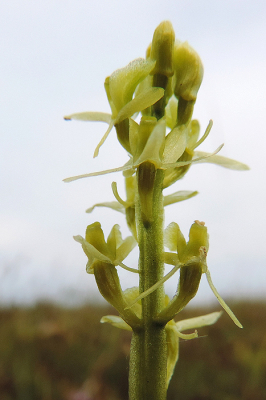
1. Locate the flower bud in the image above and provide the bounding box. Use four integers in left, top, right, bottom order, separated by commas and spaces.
148, 21, 175, 119
157, 221, 209, 323
173, 42, 203, 102
150, 21, 175, 79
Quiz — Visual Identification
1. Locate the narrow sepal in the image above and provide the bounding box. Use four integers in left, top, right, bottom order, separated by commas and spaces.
194, 151, 250, 170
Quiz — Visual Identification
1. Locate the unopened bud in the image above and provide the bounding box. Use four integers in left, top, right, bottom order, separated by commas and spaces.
149, 21, 175, 119
150, 21, 175, 78
173, 42, 203, 102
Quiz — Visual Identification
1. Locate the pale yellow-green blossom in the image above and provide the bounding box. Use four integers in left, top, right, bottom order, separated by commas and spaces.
161, 220, 243, 327
100, 289, 222, 386
125, 220, 242, 328
63, 113, 248, 184
65, 58, 164, 157
64, 38, 248, 186
74, 222, 137, 274
64, 35, 248, 186
165, 310, 222, 385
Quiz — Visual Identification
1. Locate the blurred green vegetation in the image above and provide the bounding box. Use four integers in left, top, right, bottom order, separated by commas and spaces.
0, 300, 265, 400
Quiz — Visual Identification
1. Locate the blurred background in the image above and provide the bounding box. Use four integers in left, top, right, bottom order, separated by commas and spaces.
0, 1, 266, 399
0, 0, 265, 306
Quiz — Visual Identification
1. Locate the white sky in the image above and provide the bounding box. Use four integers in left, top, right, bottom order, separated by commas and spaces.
0, 0, 266, 307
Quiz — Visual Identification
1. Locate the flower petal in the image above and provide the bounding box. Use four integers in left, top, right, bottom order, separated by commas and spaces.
175, 311, 222, 331
165, 323, 179, 385
163, 190, 198, 207
164, 222, 186, 254
85, 222, 110, 255
73, 235, 112, 272
165, 95, 178, 129
116, 261, 139, 273
133, 119, 166, 167
123, 287, 142, 318
125, 262, 181, 310
100, 315, 132, 331
109, 58, 156, 112
116, 236, 137, 262
93, 121, 114, 157
111, 182, 129, 208
129, 118, 140, 156
191, 119, 213, 150
64, 111, 112, 124
186, 119, 200, 149
204, 268, 243, 328
193, 152, 250, 170
174, 329, 198, 340
106, 224, 122, 257
163, 144, 224, 169
115, 87, 164, 124
86, 201, 125, 214
163, 125, 187, 164
164, 252, 179, 266
63, 160, 133, 183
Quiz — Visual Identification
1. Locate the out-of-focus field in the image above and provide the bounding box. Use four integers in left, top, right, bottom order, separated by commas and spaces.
0, 300, 265, 400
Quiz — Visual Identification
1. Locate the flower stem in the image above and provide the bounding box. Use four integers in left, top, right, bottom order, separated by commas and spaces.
129, 167, 167, 400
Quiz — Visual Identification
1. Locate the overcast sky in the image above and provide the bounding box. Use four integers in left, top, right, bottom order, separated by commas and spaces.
1, 0, 265, 307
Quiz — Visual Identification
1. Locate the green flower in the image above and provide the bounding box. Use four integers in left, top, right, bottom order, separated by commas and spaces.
163, 96, 249, 187
100, 289, 222, 386
74, 223, 141, 328
173, 41, 203, 103
125, 220, 207, 316
160, 220, 243, 327
64, 111, 248, 185
74, 222, 137, 274
63, 118, 226, 183
87, 179, 198, 219
165, 310, 222, 385
64, 24, 248, 185
64, 58, 164, 157
125, 220, 242, 328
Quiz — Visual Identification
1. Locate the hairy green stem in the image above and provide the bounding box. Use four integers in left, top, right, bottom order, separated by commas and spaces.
129, 167, 167, 400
